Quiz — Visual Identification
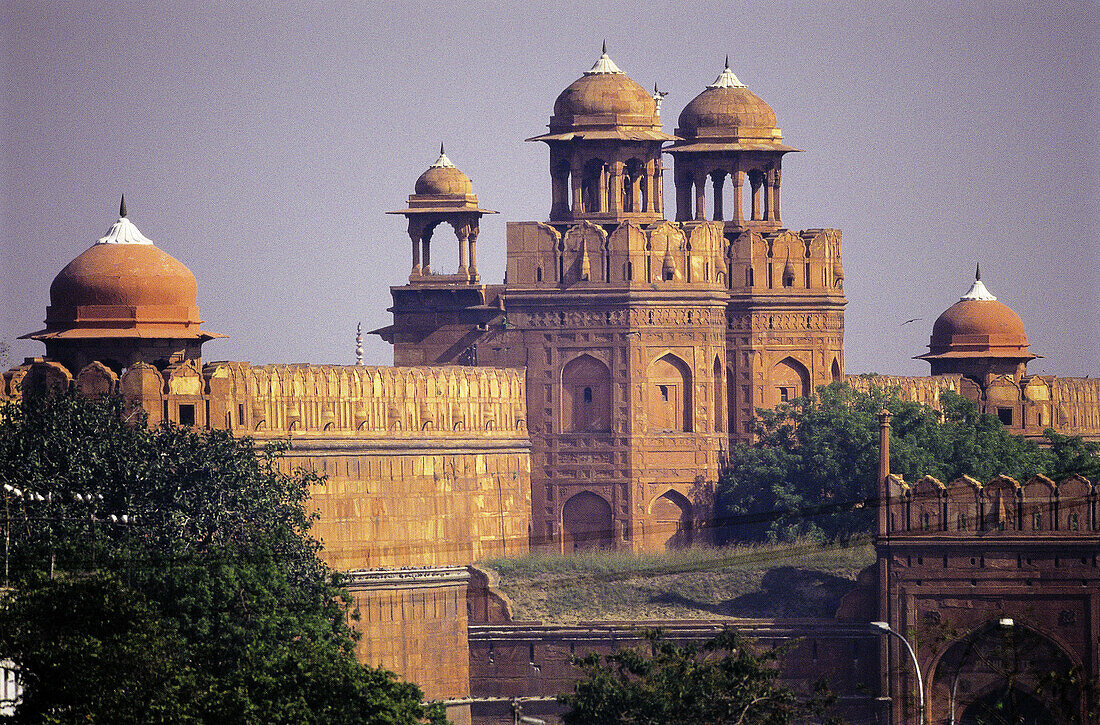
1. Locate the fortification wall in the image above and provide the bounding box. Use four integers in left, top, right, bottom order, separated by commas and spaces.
346, 567, 473, 709
467, 620, 881, 724
4, 359, 533, 702
853, 373, 1100, 441
1051, 376, 1100, 438
5, 360, 532, 569
848, 374, 963, 407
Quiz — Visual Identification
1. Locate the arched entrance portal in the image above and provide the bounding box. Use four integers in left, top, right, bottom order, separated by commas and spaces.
561, 492, 614, 552
932, 621, 1076, 725
650, 491, 692, 549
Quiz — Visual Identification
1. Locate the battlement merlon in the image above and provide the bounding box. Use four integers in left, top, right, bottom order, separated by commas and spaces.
505, 220, 843, 293
4, 359, 529, 438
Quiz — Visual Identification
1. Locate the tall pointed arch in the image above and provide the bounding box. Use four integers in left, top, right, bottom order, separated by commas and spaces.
647, 353, 692, 432
561, 354, 612, 433
770, 356, 810, 406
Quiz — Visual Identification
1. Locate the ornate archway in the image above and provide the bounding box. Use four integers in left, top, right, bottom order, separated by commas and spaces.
931, 621, 1078, 725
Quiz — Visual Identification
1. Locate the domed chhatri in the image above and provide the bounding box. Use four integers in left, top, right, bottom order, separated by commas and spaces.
529, 44, 676, 224
21, 199, 225, 373
666, 58, 799, 227
676, 58, 781, 142
389, 147, 496, 284
917, 265, 1038, 378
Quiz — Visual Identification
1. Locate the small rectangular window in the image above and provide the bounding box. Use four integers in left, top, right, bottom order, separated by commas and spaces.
997, 407, 1013, 425
178, 404, 196, 427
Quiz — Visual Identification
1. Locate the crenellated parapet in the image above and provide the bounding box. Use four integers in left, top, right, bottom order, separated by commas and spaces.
855, 373, 1100, 440
882, 472, 1096, 537
5, 359, 528, 438
849, 374, 964, 407
206, 362, 527, 437
726, 227, 843, 294
1051, 376, 1100, 437
506, 219, 726, 288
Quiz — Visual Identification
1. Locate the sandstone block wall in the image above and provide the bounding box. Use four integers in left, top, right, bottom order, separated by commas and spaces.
3, 358, 533, 704
346, 567, 472, 703
6, 360, 533, 569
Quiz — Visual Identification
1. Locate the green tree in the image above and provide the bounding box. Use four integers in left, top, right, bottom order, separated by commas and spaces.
559, 628, 838, 725
716, 382, 1090, 542
0, 391, 446, 725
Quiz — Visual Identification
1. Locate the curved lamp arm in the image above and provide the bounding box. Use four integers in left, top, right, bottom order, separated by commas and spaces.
872, 621, 925, 724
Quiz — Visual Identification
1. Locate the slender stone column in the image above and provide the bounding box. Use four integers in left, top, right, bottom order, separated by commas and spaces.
675, 172, 691, 221
731, 169, 744, 225
571, 162, 584, 214
750, 173, 762, 220
608, 160, 623, 214
711, 171, 725, 221
457, 226, 469, 274
770, 168, 782, 223
655, 159, 664, 216
551, 170, 569, 220
421, 230, 432, 274
695, 172, 707, 220
468, 226, 479, 282
410, 229, 421, 275
597, 163, 608, 213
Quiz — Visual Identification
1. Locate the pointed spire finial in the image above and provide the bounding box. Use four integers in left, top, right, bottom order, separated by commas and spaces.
725, 54, 730, 69
119, 195, 127, 218
586, 42, 624, 75
440, 141, 445, 156
961, 264, 996, 301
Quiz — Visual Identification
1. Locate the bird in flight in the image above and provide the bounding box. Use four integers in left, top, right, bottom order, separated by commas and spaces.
901, 317, 922, 326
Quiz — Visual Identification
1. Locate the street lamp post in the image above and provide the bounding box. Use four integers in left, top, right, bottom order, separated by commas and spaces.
872, 621, 925, 724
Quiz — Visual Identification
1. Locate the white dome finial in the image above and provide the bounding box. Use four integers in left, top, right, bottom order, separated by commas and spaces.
430, 144, 455, 168
708, 57, 746, 89
585, 41, 624, 75
960, 264, 996, 301
96, 199, 153, 245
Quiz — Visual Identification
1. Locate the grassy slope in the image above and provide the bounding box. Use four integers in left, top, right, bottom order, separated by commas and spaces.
481, 538, 875, 623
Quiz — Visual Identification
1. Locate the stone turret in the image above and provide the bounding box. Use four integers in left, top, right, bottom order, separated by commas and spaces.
20, 198, 225, 374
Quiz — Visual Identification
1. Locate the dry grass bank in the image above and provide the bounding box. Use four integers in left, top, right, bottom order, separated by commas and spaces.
481, 538, 875, 622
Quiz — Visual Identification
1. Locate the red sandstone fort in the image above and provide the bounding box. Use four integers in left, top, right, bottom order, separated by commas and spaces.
6, 47, 1098, 724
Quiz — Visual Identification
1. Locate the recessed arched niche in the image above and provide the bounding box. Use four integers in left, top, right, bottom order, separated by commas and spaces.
561, 354, 612, 433
771, 356, 809, 406
647, 353, 692, 432
650, 490, 693, 549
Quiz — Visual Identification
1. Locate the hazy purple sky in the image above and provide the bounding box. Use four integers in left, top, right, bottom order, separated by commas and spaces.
3, 1, 1097, 376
